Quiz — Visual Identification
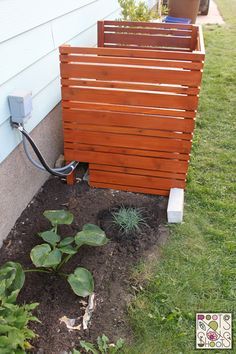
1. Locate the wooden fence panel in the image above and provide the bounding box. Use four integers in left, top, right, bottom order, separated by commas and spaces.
60, 21, 205, 194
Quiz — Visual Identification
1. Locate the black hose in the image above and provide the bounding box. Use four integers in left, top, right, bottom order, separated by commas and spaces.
15, 124, 78, 178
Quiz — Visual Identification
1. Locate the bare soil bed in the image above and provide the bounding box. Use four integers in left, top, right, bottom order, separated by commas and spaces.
0, 176, 168, 353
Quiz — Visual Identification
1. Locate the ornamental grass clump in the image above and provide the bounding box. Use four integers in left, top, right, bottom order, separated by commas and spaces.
28, 210, 109, 297
112, 207, 147, 234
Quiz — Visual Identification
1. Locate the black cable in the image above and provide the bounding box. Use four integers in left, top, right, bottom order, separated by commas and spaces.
14, 124, 78, 178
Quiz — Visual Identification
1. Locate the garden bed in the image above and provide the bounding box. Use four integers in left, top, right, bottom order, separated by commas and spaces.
0, 175, 168, 353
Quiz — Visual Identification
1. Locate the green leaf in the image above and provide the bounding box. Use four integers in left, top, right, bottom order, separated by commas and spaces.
43, 210, 74, 225
0, 262, 25, 302
68, 268, 94, 297
59, 237, 74, 246
30, 244, 61, 268
24, 303, 39, 311
59, 245, 77, 255
75, 224, 109, 247
113, 338, 125, 352
38, 231, 60, 246
72, 350, 82, 354
97, 334, 109, 353
80, 340, 99, 354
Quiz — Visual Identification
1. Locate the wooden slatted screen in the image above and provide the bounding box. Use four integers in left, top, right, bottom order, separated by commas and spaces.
60, 21, 205, 196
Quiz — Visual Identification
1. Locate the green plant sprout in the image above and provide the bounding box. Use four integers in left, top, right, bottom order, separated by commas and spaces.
112, 207, 147, 234
0, 262, 39, 353
73, 334, 124, 354
27, 210, 109, 297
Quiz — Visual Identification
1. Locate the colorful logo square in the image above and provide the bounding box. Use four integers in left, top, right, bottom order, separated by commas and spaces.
196, 313, 232, 349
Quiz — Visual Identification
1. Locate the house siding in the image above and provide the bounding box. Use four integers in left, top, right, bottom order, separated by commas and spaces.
0, 0, 153, 244
0, 0, 120, 163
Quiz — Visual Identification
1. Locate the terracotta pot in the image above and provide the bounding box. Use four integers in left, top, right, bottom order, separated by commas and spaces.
168, 0, 201, 23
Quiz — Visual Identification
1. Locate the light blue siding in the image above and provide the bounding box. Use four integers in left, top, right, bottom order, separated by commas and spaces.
0, 0, 97, 43
0, 50, 60, 125
0, 23, 54, 86
0, 0, 120, 164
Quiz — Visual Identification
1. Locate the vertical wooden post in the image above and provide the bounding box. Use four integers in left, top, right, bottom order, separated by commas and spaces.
60, 45, 77, 186
66, 162, 76, 185
190, 25, 198, 51
97, 21, 105, 47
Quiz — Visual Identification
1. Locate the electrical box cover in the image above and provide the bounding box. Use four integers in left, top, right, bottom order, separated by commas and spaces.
8, 91, 32, 123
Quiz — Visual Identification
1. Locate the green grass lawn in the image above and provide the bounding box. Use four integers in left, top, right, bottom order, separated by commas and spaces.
126, 1, 236, 353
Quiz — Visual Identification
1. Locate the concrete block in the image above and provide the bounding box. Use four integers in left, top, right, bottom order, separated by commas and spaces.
167, 188, 184, 223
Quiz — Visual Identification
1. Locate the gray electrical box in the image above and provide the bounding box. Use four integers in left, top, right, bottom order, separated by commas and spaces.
8, 90, 32, 124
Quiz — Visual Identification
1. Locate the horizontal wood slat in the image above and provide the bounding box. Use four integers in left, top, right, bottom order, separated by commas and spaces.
60, 54, 203, 70
63, 109, 195, 133
103, 20, 193, 29
60, 46, 205, 61
90, 164, 186, 180
64, 150, 189, 174
64, 142, 190, 161
63, 122, 192, 140
90, 170, 186, 189
62, 101, 196, 118
63, 130, 192, 154
61, 79, 200, 95
62, 87, 199, 111
60, 20, 204, 195
104, 32, 192, 49
104, 26, 193, 36
60, 63, 202, 86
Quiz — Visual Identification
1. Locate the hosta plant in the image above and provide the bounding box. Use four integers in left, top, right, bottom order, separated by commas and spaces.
0, 262, 39, 353
29, 210, 109, 297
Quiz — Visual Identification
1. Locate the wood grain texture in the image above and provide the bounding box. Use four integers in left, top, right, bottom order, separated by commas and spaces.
64, 150, 189, 174
60, 21, 205, 194
64, 142, 190, 161
90, 169, 186, 189
63, 109, 195, 132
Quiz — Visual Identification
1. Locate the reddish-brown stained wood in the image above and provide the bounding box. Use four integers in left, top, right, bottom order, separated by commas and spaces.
62, 87, 199, 111
60, 54, 203, 70
66, 161, 76, 185
90, 170, 186, 189
63, 109, 195, 133
90, 164, 186, 180
64, 142, 190, 161
59, 45, 205, 61
61, 78, 201, 94
64, 150, 189, 173
60, 63, 202, 86
97, 21, 104, 47
60, 21, 204, 192
62, 101, 196, 118
104, 33, 192, 49
104, 26, 192, 36
63, 122, 192, 140
63, 130, 192, 154
62, 109, 195, 132
103, 20, 193, 29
